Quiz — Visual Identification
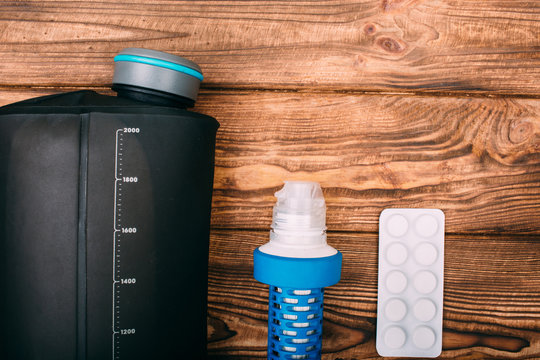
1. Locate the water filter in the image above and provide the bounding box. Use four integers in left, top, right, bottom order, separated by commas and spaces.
253, 181, 342, 359
0, 48, 218, 359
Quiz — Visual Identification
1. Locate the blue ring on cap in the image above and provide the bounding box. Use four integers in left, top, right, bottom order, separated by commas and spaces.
114, 54, 204, 81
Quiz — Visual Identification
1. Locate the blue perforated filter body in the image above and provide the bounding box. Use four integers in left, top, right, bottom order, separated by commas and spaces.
254, 249, 342, 360
268, 286, 323, 359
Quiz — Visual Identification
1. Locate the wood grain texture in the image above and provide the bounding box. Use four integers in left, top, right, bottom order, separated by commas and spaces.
203, 92, 540, 234
1, 88, 539, 234
0, 0, 539, 95
207, 230, 540, 359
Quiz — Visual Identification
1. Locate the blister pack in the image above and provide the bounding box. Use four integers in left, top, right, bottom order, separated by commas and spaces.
377, 208, 445, 357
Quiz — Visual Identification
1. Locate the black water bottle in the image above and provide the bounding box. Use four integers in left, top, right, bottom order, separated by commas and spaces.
0, 48, 219, 359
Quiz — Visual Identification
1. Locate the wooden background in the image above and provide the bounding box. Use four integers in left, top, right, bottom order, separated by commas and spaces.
1, 1, 539, 358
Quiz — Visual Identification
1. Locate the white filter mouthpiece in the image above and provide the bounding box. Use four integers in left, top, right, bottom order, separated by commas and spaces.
259, 181, 338, 258
273, 181, 326, 233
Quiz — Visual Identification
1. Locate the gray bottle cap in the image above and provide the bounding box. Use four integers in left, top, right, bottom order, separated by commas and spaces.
113, 48, 203, 102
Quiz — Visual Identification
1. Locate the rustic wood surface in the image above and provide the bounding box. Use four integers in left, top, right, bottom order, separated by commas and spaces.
202, 92, 540, 234
208, 230, 540, 359
1, 1, 539, 358
0, 0, 539, 95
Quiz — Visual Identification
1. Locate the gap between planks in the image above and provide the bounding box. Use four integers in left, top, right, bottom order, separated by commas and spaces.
2, 85, 540, 100
209, 227, 540, 238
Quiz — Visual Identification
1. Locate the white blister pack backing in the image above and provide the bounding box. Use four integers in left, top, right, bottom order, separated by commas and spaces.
377, 209, 444, 357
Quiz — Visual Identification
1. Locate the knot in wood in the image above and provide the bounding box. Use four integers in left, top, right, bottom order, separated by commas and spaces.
364, 23, 377, 35
376, 36, 406, 53
509, 118, 534, 145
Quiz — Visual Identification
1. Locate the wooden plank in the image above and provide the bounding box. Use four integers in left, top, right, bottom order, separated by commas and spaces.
207, 230, 540, 359
0, 1, 539, 95
1, 88, 540, 234
201, 92, 540, 234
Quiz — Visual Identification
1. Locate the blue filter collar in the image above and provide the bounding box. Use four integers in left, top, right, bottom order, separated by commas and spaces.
253, 249, 342, 289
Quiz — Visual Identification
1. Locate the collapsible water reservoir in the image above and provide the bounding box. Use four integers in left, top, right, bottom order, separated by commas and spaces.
0, 48, 219, 359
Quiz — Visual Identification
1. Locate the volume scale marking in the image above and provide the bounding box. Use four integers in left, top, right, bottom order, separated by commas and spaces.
112, 129, 124, 360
